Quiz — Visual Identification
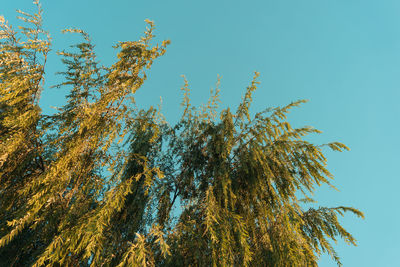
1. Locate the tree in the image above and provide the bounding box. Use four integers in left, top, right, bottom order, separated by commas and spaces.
0, 2, 363, 266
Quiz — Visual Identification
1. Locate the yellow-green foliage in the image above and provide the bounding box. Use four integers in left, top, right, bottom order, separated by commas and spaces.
0, 2, 363, 267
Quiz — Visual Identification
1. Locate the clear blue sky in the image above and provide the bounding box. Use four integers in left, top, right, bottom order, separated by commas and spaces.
3, 0, 400, 266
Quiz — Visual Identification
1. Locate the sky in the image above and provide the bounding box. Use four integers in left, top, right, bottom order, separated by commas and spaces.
2, 0, 400, 266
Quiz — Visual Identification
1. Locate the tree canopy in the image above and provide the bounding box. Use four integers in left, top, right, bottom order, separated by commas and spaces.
0, 2, 363, 266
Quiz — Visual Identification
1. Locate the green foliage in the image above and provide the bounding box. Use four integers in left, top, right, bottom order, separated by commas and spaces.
0, 2, 363, 266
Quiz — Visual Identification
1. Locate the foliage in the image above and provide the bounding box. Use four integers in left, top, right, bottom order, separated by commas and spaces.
0, 2, 363, 266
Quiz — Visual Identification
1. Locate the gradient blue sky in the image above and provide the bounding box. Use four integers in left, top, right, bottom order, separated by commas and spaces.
3, 1, 400, 266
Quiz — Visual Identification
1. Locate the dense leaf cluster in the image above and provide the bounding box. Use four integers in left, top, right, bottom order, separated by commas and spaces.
0, 3, 363, 266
